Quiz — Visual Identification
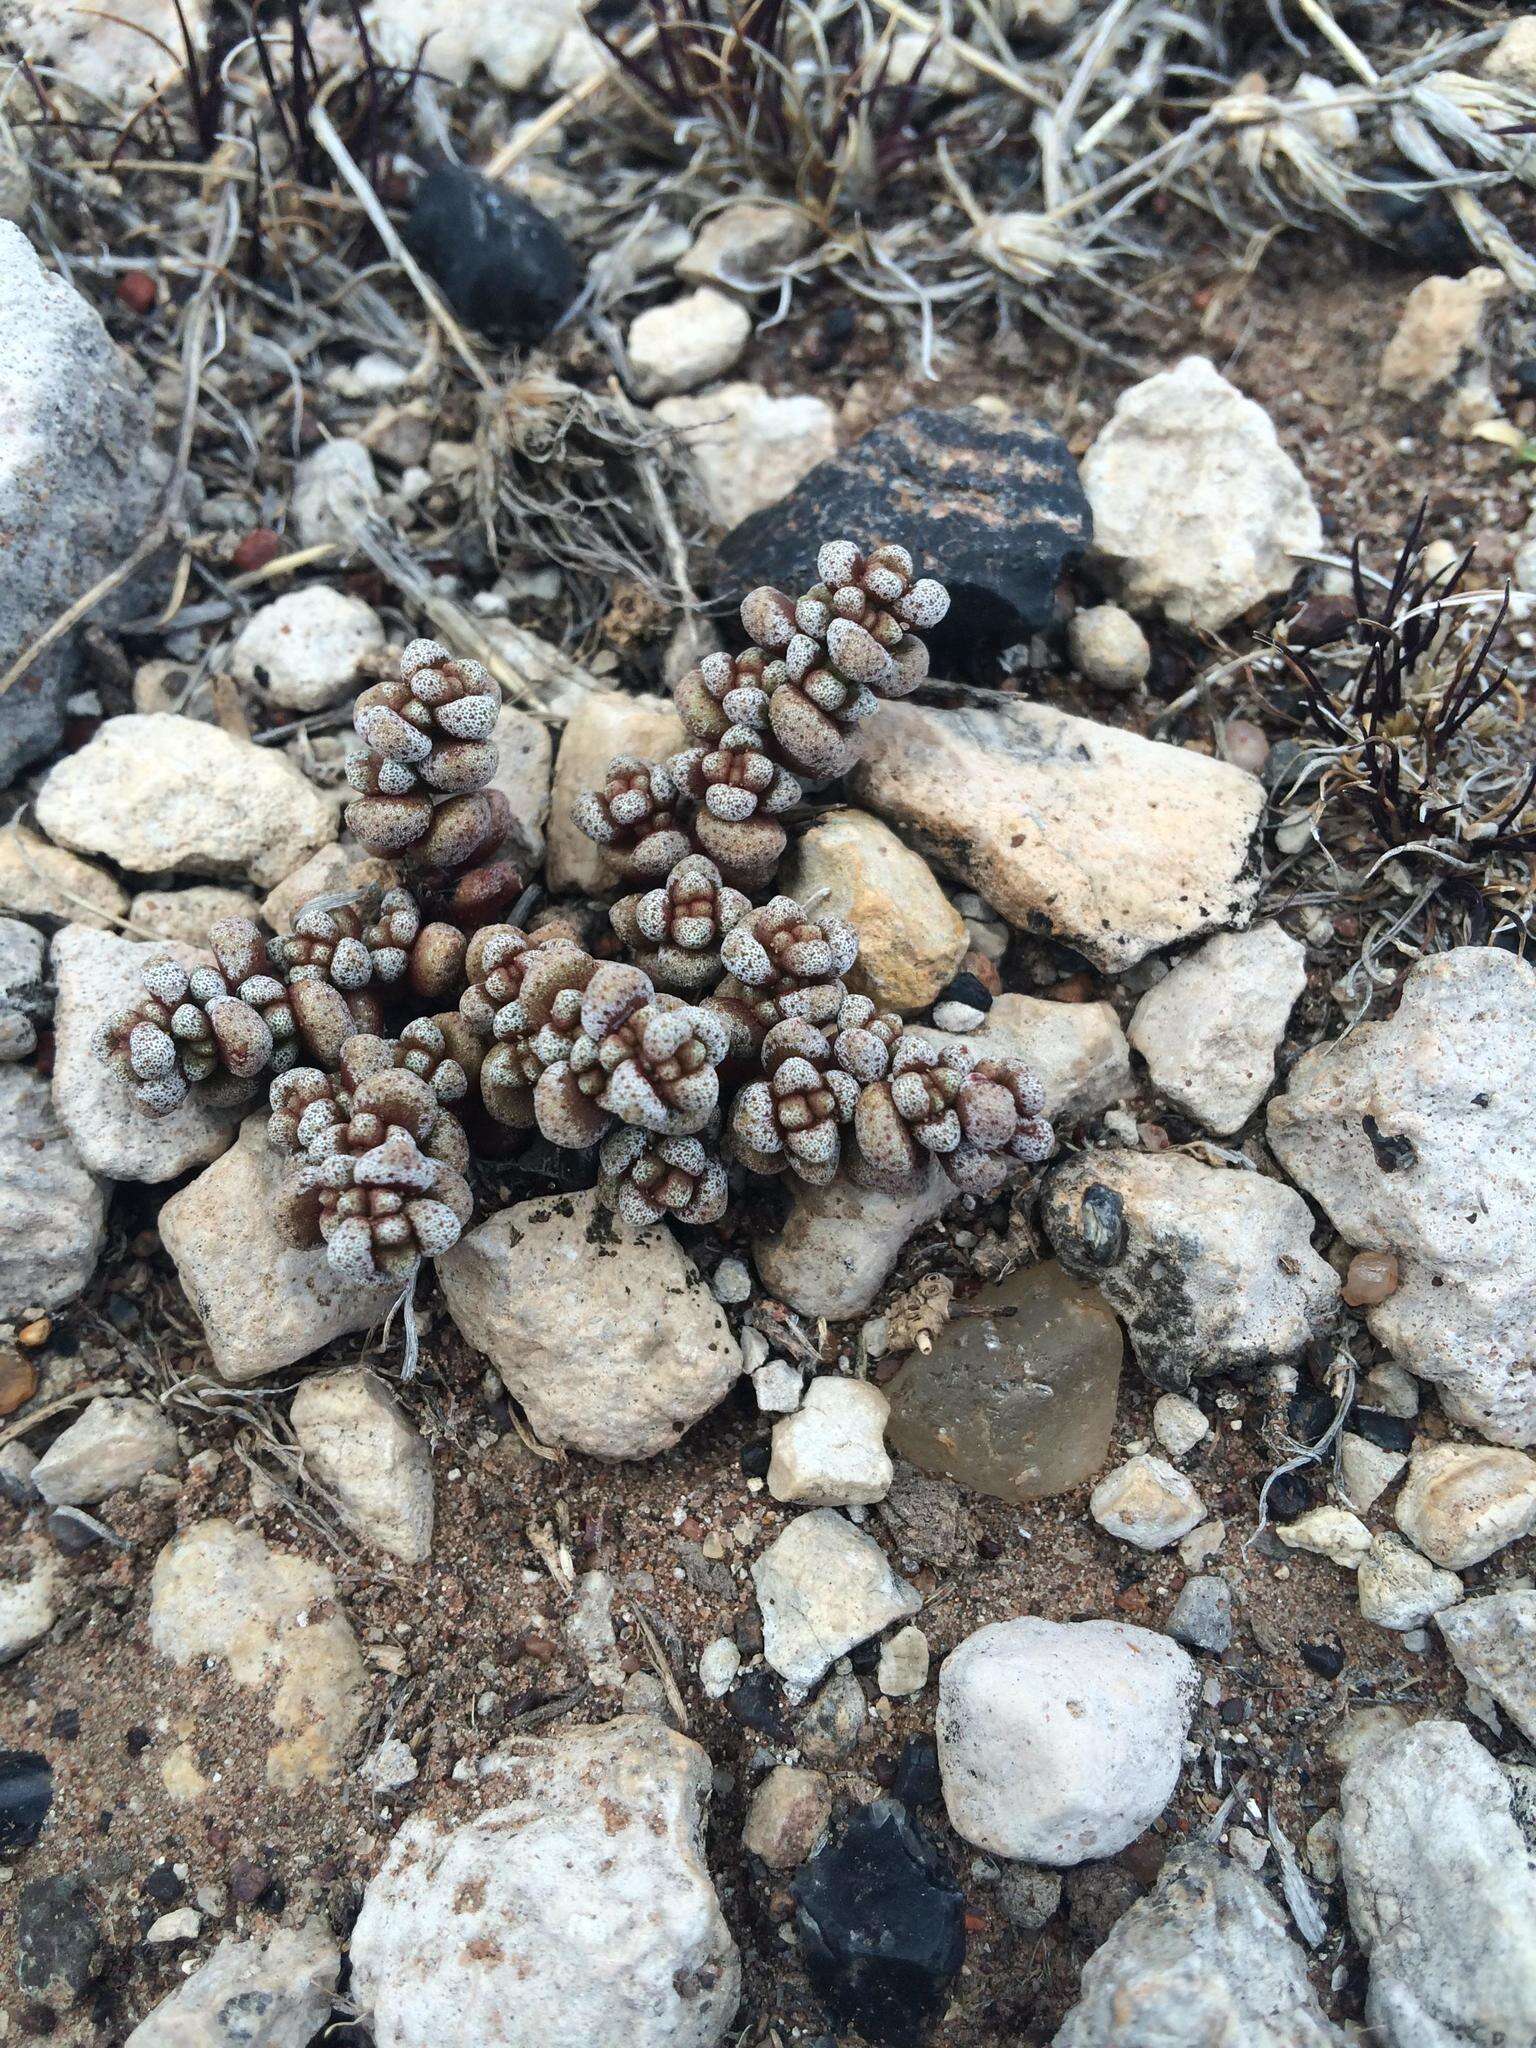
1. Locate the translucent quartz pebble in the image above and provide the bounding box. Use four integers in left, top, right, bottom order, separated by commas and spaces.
885, 1260, 1123, 1504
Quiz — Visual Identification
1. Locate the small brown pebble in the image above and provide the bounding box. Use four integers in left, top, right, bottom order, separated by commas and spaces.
1221, 719, 1269, 776
17, 1317, 50, 1349
117, 268, 158, 315
522, 1632, 558, 1663
1138, 1122, 1172, 1152
679, 1516, 704, 1542
1049, 973, 1096, 1004
1343, 1249, 1400, 1308
961, 949, 1001, 997
0, 1350, 38, 1416
228, 1856, 273, 1905
230, 527, 283, 575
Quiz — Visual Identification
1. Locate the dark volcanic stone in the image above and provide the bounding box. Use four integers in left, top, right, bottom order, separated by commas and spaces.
792, 1800, 965, 2047
717, 408, 1091, 671
937, 970, 993, 1015
16, 1874, 104, 2001
0, 1750, 53, 1852
891, 1735, 942, 1809
1300, 1639, 1345, 1680
727, 1668, 789, 1740
1265, 1469, 1314, 1522
1350, 1407, 1413, 1454
403, 165, 579, 345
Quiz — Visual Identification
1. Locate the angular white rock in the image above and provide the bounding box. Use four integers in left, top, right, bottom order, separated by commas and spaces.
159, 1115, 387, 1381
0, 1533, 62, 1664
36, 713, 337, 887
1152, 1393, 1209, 1459
1090, 1455, 1204, 1550
1339, 1720, 1536, 2048
768, 1375, 893, 1507
752, 1360, 803, 1414
0, 823, 128, 929
1268, 947, 1536, 1445
51, 925, 235, 1183
752, 1160, 954, 1321
1338, 1432, 1407, 1514
937, 1616, 1198, 1865
1080, 355, 1322, 631
124, 1920, 341, 2048
1436, 1592, 1536, 1744
1128, 922, 1306, 1135
363, 0, 578, 89
1393, 1440, 1536, 1569
853, 697, 1265, 973
229, 586, 385, 712
1043, 1150, 1340, 1393
32, 1395, 179, 1507
627, 288, 751, 401
1055, 1846, 1347, 2048
1357, 1535, 1461, 1632
290, 1369, 434, 1563
150, 1517, 368, 1788
438, 1188, 741, 1460
1276, 1504, 1370, 1569
350, 1717, 739, 2048
877, 1624, 930, 1698
752, 1509, 920, 1689
290, 437, 381, 550
654, 382, 837, 529
0, 1063, 106, 1320
698, 1638, 741, 1701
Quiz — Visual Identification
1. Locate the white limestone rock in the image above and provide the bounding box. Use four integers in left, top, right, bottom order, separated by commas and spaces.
1043, 1150, 1340, 1392
752, 1161, 954, 1321
627, 288, 751, 401
1152, 1393, 1209, 1459
937, 1616, 1197, 1865
1393, 1440, 1536, 1569
1277, 1505, 1372, 1570
852, 697, 1264, 973
290, 1369, 434, 1564
124, 1920, 341, 2048
1338, 1431, 1407, 1514
6, 0, 209, 106
877, 1624, 930, 1698
1380, 269, 1508, 429
1267, 947, 1536, 1446
1129, 922, 1306, 1135
0, 1533, 63, 1664
0, 1063, 106, 1320
128, 886, 260, 945
149, 1518, 369, 1788
1338, 1720, 1536, 2048
1356, 1534, 1462, 1632
32, 1396, 179, 1507
1080, 356, 1322, 631
768, 1375, 893, 1507
1090, 1455, 1203, 1550
362, 0, 578, 90
36, 713, 337, 887
52, 924, 235, 1182
350, 1717, 739, 2048
229, 586, 385, 712
1436, 1592, 1536, 1745
1067, 602, 1150, 692
1054, 1846, 1347, 2048
654, 382, 837, 529
438, 1188, 742, 1460
159, 1115, 386, 1381
290, 437, 381, 550
752, 1509, 920, 1688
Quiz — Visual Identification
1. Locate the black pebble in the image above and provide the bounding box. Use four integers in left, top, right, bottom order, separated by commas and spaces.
48, 1710, 79, 1743
1075, 1182, 1127, 1267
0, 1751, 53, 1853
726, 1668, 789, 1741
125, 1728, 153, 1757
16, 1875, 104, 1999
1287, 1389, 1337, 1446
849, 1638, 881, 1675
143, 1864, 184, 1906
937, 971, 994, 1015
1218, 1697, 1247, 1726
891, 1736, 942, 1810
1266, 1470, 1314, 1522
739, 1441, 771, 1479
792, 1800, 966, 2048
1300, 1640, 1346, 1680
47, 1509, 104, 1557
1350, 1408, 1413, 1455
403, 165, 579, 345
1515, 360, 1536, 397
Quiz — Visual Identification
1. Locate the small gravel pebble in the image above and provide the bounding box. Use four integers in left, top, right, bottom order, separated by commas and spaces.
713, 1257, 752, 1305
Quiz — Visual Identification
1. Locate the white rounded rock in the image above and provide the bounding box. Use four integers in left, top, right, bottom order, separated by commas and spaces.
1068, 603, 1150, 692
627, 287, 751, 401
290, 1369, 434, 1564
1357, 1533, 1461, 1632
1277, 1505, 1372, 1571
1152, 1393, 1209, 1459
32, 1395, 180, 1508
230, 586, 385, 712
1090, 1454, 1203, 1550
937, 1616, 1198, 1865
768, 1375, 893, 1507
1393, 1440, 1536, 1570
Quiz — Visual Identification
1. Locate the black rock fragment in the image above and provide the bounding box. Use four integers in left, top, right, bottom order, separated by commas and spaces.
717, 407, 1091, 671
1265, 1469, 1314, 1522
792, 1799, 965, 2047
1300, 1639, 1345, 1680
16, 1874, 104, 2002
403, 165, 579, 345
0, 1749, 53, 1852
1350, 1407, 1414, 1455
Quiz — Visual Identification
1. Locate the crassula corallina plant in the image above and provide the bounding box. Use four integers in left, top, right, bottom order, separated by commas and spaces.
104, 542, 1054, 1302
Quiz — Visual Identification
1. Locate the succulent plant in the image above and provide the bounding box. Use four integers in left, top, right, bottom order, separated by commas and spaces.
708, 894, 860, 1053
610, 853, 750, 994
532, 960, 730, 1150
850, 1037, 1052, 1196
597, 1128, 728, 1228
268, 1036, 470, 1170
105, 955, 276, 1116
666, 730, 801, 888
728, 1016, 860, 1186
569, 756, 693, 884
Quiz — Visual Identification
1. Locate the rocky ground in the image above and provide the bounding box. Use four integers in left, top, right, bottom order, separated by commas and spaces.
3, 2, 1536, 2046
